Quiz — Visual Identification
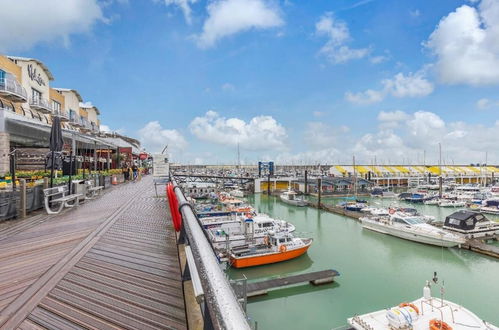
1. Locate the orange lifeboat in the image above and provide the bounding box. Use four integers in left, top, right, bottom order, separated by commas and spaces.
229, 234, 313, 268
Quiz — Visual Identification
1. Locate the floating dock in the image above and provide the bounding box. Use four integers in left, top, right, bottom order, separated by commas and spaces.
463, 238, 499, 258
246, 269, 339, 297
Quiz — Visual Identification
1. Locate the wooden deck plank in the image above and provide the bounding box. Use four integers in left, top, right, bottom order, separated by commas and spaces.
0, 177, 187, 329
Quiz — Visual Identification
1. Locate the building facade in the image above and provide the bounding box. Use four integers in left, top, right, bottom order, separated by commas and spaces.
0, 54, 139, 174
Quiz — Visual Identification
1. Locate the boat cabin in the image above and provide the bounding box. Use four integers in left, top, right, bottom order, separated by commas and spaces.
442, 210, 499, 238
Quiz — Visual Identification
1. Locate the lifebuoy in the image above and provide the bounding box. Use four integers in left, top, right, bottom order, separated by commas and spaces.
389, 208, 396, 215
429, 319, 452, 330
279, 245, 287, 253
398, 302, 419, 315
246, 212, 252, 218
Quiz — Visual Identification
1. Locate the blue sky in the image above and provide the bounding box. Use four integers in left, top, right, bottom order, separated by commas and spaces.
1, 0, 499, 164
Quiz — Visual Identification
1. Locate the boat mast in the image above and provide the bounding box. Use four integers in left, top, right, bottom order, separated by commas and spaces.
353, 155, 357, 197
439, 143, 442, 198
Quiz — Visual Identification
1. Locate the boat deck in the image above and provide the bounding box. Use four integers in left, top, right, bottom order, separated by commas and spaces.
0, 176, 187, 329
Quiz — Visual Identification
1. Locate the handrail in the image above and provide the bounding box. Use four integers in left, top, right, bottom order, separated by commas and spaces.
0, 78, 27, 100
29, 97, 52, 111
171, 177, 251, 330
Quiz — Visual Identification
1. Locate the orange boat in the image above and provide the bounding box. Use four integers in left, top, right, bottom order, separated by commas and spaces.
229, 233, 313, 268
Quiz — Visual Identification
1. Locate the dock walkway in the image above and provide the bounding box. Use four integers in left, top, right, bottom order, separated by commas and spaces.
0, 176, 186, 329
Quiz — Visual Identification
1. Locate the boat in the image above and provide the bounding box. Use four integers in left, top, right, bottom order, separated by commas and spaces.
207, 213, 296, 250
229, 232, 312, 268
443, 210, 499, 239
360, 214, 465, 247
424, 197, 440, 205
348, 277, 498, 330
371, 187, 397, 198
479, 199, 499, 215
438, 199, 466, 207
279, 189, 307, 207
228, 188, 245, 198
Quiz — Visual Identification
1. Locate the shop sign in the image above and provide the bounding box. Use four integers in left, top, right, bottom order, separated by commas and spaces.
27, 64, 46, 86
152, 154, 169, 177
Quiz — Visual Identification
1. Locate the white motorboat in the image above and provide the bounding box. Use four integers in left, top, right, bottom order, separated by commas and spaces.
360, 214, 465, 247
361, 207, 390, 216
348, 279, 498, 330
207, 213, 296, 250
229, 189, 245, 198
424, 198, 440, 205
443, 210, 499, 239
438, 199, 466, 207
279, 189, 307, 207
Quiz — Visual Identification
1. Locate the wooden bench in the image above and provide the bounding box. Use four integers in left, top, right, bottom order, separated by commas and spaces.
43, 186, 83, 215
85, 181, 104, 199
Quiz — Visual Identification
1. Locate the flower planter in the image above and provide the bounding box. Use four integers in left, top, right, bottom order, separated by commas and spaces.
0, 191, 18, 221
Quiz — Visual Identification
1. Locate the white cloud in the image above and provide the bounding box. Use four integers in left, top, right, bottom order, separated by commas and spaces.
195, 0, 283, 48
138, 121, 188, 153
316, 12, 370, 64
163, 0, 198, 24
377, 110, 411, 122
345, 71, 434, 105
79, 101, 94, 108
476, 97, 499, 109
382, 72, 434, 98
221, 83, 235, 91
370, 55, 388, 64
304, 122, 349, 149
425, 0, 499, 85
189, 110, 287, 151
345, 89, 384, 105
410, 9, 421, 17
0, 0, 105, 52
312, 111, 325, 117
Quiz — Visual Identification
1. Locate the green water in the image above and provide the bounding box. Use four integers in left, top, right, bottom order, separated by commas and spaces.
227, 195, 499, 330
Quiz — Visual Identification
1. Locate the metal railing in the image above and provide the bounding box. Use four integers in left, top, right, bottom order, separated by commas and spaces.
53, 109, 69, 120
171, 177, 251, 330
0, 77, 27, 101
29, 97, 52, 112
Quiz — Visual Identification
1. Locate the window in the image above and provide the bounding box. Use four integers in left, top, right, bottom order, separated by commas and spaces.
279, 238, 285, 243
32, 88, 41, 101
52, 100, 61, 112
0, 69, 5, 83
448, 218, 461, 226
69, 109, 76, 121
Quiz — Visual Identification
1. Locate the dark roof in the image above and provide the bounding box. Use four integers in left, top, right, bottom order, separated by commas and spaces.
447, 210, 478, 221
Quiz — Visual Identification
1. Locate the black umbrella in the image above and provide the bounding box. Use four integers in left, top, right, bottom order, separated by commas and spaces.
48, 116, 64, 188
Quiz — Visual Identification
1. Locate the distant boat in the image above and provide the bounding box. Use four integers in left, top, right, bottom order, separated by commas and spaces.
438, 199, 466, 207
229, 232, 312, 268
279, 189, 307, 207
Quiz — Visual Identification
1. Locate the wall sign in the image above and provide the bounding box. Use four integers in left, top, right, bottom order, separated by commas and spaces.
27, 64, 46, 86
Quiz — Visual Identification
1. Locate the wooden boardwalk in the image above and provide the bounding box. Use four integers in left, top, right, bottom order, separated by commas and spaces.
0, 177, 186, 329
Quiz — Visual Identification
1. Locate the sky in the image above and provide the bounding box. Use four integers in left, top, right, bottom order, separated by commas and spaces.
1, 0, 499, 165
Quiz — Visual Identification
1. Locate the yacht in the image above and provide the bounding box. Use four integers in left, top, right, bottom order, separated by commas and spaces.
371, 187, 397, 198
479, 199, 499, 215
360, 214, 465, 247
348, 279, 498, 330
443, 210, 499, 239
279, 189, 308, 207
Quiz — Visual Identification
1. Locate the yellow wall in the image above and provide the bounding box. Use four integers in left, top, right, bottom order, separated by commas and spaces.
79, 108, 88, 117
0, 55, 22, 81
260, 181, 291, 191
49, 88, 65, 109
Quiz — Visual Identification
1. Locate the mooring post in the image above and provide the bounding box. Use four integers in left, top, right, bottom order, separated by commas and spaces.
304, 170, 308, 195
19, 178, 26, 218
267, 173, 271, 195
317, 177, 322, 209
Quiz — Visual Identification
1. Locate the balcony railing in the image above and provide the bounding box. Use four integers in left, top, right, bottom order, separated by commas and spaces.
69, 114, 82, 126
80, 117, 92, 130
53, 109, 69, 121
91, 122, 100, 132
29, 97, 52, 113
0, 78, 28, 102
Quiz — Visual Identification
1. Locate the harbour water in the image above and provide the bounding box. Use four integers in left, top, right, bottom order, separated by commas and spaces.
227, 195, 499, 330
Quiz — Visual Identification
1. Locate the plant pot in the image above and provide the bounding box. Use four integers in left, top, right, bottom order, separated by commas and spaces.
0, 191, 18, 221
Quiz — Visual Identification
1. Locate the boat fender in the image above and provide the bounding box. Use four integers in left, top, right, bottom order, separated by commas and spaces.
279, 245, 287, 253
429, 319, 452, 330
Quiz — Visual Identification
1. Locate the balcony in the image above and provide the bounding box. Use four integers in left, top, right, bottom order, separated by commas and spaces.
53, 109, 69, 121
29, 97, 52, 114
70, 114, 83, 127
91, 122, 100, 133
0, 78, 28, 102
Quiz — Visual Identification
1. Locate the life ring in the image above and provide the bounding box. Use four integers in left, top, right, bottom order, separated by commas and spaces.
398, 302, 419, 315
429, 319, 452, 330
246, 212, 252, 218
279, 245, 287, 253
389, 208, 396, 215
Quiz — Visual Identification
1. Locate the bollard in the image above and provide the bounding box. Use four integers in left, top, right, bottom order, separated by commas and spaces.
19, 179, 26, 218
43, 177, 49, 189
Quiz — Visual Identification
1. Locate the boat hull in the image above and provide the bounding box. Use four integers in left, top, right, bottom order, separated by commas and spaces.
230, 244, 311, 268
361, 219, 462, 247
279, 196, 308, 207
